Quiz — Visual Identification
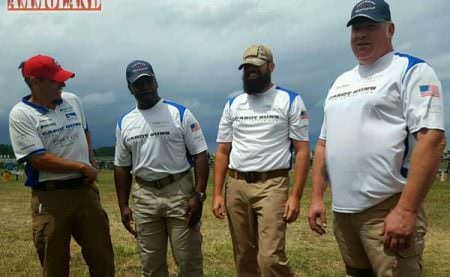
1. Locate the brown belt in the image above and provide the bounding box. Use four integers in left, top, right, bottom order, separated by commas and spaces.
228, 169, 289, 183
135, 170, 190, 189
34, 177, 85, 191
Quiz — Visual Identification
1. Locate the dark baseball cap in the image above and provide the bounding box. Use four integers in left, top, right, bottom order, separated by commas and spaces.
20, 55, 75, 83
126, 60, 155, 83
347, 0, 391, 27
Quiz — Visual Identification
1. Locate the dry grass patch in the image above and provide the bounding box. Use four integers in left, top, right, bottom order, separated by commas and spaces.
0, 171, 449, 276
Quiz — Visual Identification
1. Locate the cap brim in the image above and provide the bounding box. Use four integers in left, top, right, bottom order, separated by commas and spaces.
238, 58, 267, 70
346, 15, 384, 27
53, 69, 75, 83
128, 73, 154, 84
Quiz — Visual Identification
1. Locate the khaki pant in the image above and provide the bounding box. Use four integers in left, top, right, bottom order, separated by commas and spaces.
225, 175, 293, 277
333, 194, 427, 277
31, 185, 115, 277
133, 172, 203, 277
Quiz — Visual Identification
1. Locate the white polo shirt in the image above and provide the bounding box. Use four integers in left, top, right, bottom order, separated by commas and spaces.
114, 98, 208, 181
217, 85, 309, 172
320, 52, 445, 213
9, 92, 90, 186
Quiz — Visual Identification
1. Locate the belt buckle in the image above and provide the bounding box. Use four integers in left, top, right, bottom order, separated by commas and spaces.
46, 181, 57, 190
154, 180, 164, 189
244, 172, 257, 183
153, 175, 174, 189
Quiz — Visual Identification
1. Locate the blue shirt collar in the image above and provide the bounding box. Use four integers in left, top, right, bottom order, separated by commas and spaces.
21, 95, 63, 114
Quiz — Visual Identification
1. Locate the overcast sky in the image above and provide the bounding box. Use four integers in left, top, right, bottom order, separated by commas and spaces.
1, 0, 449, 150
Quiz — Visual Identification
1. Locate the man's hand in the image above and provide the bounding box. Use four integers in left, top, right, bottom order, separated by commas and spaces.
212, 195, 226, 219
186, 195, 203, 228
120, 206, 136, 237
283, 195, 300, 223
308, 198, 327, 235
382, 206, 417, 251
81, 163, 98, 185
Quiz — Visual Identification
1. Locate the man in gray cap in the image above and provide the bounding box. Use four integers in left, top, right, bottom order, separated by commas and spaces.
308, 1, 446, 276
114, 60, 209, 276
213, 45, 310, 276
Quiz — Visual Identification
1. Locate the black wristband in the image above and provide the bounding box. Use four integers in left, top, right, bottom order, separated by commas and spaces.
194, 191, 206, 202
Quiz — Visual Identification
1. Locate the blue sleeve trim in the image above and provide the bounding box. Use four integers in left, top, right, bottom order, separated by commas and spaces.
163, 100, 186, 123
227, 93, 243, 107
394, 52, 426, 83
117, 107, 135, 130
18, 148, 46, 163
276, 86, 298, 110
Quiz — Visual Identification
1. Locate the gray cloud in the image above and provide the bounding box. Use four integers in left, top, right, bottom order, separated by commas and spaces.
1, 0, 449, 150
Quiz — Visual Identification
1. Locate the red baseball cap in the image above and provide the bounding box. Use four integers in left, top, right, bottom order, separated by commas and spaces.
21, 55, 75, 83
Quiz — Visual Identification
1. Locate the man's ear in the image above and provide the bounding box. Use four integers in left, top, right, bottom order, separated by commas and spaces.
28, 76, 40, 88
387, 22, 395, 39
128, 83, 134, 95
269, 62, 275, 73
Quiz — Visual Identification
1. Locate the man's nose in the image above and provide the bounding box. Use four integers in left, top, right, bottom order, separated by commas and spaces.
354, 30, 367, 39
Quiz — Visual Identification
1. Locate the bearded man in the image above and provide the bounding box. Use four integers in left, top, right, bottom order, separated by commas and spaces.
212, 45, 310, 277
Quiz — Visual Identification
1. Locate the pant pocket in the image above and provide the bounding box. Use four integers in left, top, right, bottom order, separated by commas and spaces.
101, 209, 110, 225
90, 183, 100, 195
177, 178, 195, 197
393, 235, 425, 277
132, 182, 145, 202
32, 214, 53, 265
31, 193, 49, 216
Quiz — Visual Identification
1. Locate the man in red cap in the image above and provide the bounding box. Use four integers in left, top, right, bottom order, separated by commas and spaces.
8, 55, 115, 276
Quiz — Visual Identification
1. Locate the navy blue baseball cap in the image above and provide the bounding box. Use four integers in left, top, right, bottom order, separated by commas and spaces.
126, 60, 155, 83
347, 0, 391, 27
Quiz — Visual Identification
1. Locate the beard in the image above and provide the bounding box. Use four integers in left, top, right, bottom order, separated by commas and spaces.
243, 71, 271, 94
134, 89, 160, 109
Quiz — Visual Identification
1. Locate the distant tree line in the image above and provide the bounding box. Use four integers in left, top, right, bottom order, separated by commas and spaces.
93, 146, 115, 157
0, 145, 14, 156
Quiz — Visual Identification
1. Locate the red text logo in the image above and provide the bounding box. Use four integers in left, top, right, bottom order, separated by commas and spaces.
7, 0, 102, 11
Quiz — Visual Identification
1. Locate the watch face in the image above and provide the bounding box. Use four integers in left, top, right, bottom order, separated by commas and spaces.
196, 192, 206, 201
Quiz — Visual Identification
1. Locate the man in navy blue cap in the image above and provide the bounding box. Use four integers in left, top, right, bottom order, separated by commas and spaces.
114, 60, 209, 276
346, 0, 391, 27
308, 0, 446, 276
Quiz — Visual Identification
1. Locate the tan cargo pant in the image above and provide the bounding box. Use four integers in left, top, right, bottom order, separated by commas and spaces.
333, 193, 427, 277
133, 172, 203, 277
31, 185, 115, 277
225, 175, 294, 277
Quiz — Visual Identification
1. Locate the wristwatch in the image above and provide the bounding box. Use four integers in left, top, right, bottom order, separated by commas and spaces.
194, 191, 206, 202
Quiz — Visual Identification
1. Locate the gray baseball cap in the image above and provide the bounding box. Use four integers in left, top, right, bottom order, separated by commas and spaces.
126, 60, 155, 83
347, 0, 391, 27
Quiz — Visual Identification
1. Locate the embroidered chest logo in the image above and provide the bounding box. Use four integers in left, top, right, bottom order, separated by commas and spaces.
65, 112, 77, 119
328, 86, 377, 101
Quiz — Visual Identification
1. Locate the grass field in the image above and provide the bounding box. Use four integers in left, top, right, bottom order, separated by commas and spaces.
1, 170, 450, 276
